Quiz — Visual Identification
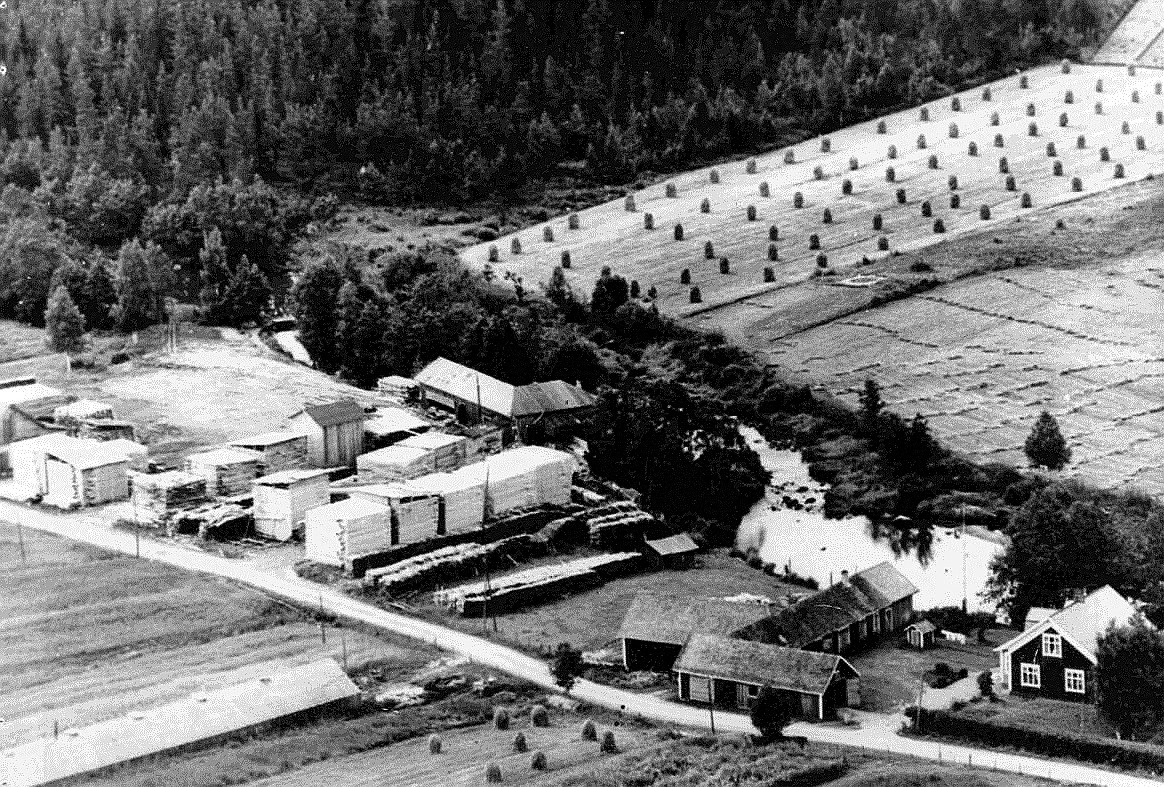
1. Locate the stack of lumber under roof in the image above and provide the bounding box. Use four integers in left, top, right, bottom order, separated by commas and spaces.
129, 470, 208, 525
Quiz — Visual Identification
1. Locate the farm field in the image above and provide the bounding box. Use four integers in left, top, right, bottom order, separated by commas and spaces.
465, 62, 1164, 320
0, 522, 435, 750
1095, 0, 1164, 66
0, 320, 49, 364
0, 324, 376, 466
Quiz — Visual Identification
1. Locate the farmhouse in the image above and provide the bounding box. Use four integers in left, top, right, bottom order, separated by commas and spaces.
41, 438, 130, 508
228, 432, 309, 473
414, 357, 597, 438
733, 562, 918, 655
674, 634, 860, 720
304, 496, 392, 568
995, 585, 1141, 703
617, 593, 773, 672
290, 399, 368, 468
184, 447, 263, 497
251, 468, 331, 541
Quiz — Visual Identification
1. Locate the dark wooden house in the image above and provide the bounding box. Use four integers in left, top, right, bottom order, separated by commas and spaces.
643, 533, 699, 569
290, 400, 368, 469
617, 593, 771, 672
674, 634, 860, 720
995, 585, 1140, 703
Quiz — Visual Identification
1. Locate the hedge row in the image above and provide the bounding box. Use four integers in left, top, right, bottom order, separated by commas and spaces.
908, 707, 1164, 771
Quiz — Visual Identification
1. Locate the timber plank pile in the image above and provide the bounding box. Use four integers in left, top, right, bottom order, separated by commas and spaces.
363, 534, 542, 594
129, 470, 208, 525
584, 503, 657, 550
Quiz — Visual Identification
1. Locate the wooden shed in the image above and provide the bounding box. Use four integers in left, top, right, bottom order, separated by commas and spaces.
305, 497, 392, 568
0, 380, 71, 469
289, 400, 367, 468
905, 620, 938, 650
228, 432, 309, 473
348, 483, 441, 546
184, 447, 263, 497
6, 433, 76, 499
644, 533, 700, 569
42, 439, 130, 508
252, 469, 331, 541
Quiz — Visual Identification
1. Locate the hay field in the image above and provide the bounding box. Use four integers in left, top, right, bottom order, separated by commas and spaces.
0, 522, 432, 749
1095, 0, 1164, 66
463, 62, 1164, 317
771, 257, 1164, 496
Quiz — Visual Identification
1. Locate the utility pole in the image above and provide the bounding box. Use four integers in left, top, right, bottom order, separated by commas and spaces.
15, 520, 26, 565
318, 593, 326, 644
708, 682, 716, 734
961, 504, 968, 614
481, 465, 492, 636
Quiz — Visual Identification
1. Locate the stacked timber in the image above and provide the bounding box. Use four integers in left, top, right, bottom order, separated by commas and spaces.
252, 469, 330, 541
483, 446, 576, 516
364, 535, 541, 594
396, 432, 468, 473
356, 445, 434, 482
52, 399, 114, 426
228, 432, 309, 473
170, 500, 251, 539
585, 505, 657, 550
129, 470, 208, 525
348, 483, 441, 545
304, 497, 393, 569
376, 375, 418, 400
433, 551, 642, 615
410, 463, 487, 535
184, 447, 263, 497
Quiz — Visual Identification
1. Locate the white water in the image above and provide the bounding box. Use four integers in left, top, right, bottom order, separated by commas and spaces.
736, 427, 1006, 613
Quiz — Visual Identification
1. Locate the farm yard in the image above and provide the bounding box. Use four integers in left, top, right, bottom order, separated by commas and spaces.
465, 62, 1164, 319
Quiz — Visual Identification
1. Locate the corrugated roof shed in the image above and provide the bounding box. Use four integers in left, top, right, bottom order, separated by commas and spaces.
617, 592, 772, 646
675, 634, 858, 694
297, 399, 366, 427
645, 533, 699, 557
415, 357, 515, 416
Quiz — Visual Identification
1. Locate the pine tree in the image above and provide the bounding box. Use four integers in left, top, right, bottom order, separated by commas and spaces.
223, 254, 271, 326
858, 379, 883, 432
81, 260, 118, 330
335, 280, 392, 388
1024, 411, 1071, 470
291, 256, 345, 373
197, 227, 231, 323
113, 238, 162, 332
44, 285, 86, 354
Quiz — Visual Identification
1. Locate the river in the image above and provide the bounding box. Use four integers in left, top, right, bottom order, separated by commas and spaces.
735, 427, 1006, 614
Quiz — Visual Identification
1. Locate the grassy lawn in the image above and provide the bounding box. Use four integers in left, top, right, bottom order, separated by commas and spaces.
849, 630, 1004, 712
955, 695, 1115, 740
424, 549, 804, 655
0, 319, 48, 363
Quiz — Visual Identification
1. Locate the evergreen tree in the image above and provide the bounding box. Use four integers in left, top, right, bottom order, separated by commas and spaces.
81, 260, 118, 330
335, 279, 392, 388
590, 267, 629, 315
44, 285, 86, 354
750, 686, 792, 741
858, 378, 884, 433
197, 227, 231, 323
1024, 411, 1072, 470
1097, 619, 1164, 740
291, 256, 346, 374
113, 238, 161, 331
223, 254, 271, 326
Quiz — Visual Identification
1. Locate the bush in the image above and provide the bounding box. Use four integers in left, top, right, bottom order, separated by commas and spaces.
783, 149, 795, 164
793, 192, 804, 208
809, 234, 821, 250
530, 705, 549, 726
968, 141, 978, 156
877, 236, 889, 251
821, 137, 831, 153
689, 286, 701, 303
886, 166, 896, 182
581, 720, 597, 741
560, 250, 571, 268
513, 732, 527, 752
978, 670, 994, 698
486, 762, 503, 783
982, 86, 992, 100
719, 257, 729, 274
816, 253, 828, 268
769, 225, 779, 241
896, 188, 906, 204
530, 750, 547, 770
488, 245, 499, 262
429, 734, 442, 754
951, 96, 961, 111
980, 204, 991, 220
665, 182, 677, 197
1021, 192, 1032, 208
746, 158, 758, 173
674, 223, 684, 240
709, 168, 719, 184
934, 662, 951, 677
876, 119, 886, 133
543, 226, 553, 242
842, 179, 852, 195
813, 165, 824, 180
950, 193, 961, 209
493, 707, 510, 730
919, 107, 929, 121
920, 201, 932, 218
511, 237, 522, 254
872, 213, 883, 230
624, 195, 635, 211
1055, 218, 1066, 230
600, 730, 618, 753
747, 204, 757, 221
822, 208, 832, 224
910, 261, 933, 273
704, 239, 715, 259
643, 212, 653, 230
763, 266, 775, 282
759, 181, 770, 197
680, 268, 690, 284
700, 197, 711, 213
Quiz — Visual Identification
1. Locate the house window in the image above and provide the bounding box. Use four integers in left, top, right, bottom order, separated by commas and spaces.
885, 608, 894, 631
688, 676, 711, 702
1065, 669, 1086, 694
1042, 632, 1062, 657
748, 685, 760, 698
1020, 662, 1041, 688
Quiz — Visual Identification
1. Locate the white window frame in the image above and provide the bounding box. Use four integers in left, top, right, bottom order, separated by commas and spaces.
1042, 632, 1062, 658
1064, 668, 1086, 694
747, 684, 760, 698
1020, 662, 1041, 688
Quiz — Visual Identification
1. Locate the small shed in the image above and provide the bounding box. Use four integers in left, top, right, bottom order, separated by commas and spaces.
129, 470, 208, 524
348, 483, 441, 545
644, 533, 700, 569
905, 620, 938, 650
396, 431, 468, 473
252, 469, 331, 541
356, 444, 435, 482
305, 497, 392, 568
6, 433, 76, 498
184, 447, 263, 497
290, 399, 368, 468
43, 439, 130, 508
228, 432, 309, 473
363, 407, 431, 449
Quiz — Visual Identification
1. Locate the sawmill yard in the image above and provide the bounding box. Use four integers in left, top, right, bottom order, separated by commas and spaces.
466, 61, 1164, 499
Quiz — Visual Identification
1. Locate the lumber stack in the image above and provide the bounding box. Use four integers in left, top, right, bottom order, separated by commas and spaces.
129, 470, 208, 525
364, 534, 542, 594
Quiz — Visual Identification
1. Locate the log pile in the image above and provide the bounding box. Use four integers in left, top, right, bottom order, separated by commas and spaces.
364, 534, 542, 594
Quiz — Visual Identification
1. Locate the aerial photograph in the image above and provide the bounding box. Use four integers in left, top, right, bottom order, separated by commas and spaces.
2, 0, 1163, 785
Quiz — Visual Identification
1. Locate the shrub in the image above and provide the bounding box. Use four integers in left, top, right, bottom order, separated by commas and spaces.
872, 213, 883, 230
1072, 176, 1083, 192
950, 193, 961, 209
1115, 163, 1125, 178
896, 187, 906, 204
763, 266, 775, 281
1138, 135, 1147, 151
982, 86, 992, 101
719, 257, 729, 274
993, 132, 1004, 147
704, 239, 715, 259
494, 707, 510, 730
885, 166, 896, 182
1020, 192, 1032, 208
968, 140, 978, 156
665, 182, 677, 197
1026, 102, 1035, 116
1005, 174, 1016, 191
920, 200, 932, 218
429, 734, 442, 754
917, 133, 927, 149
783, 149, 795, 164
978, 670, 994, 698
876, 119, 887, 134
646, 285, 657, 299
809, 233, 821, 250
1019, 74, 1028, 88
488, 245, 499, 262
511, 237, 522, 254
888, 144, 898, 159
643, 212, 653, 229
813, 165, 824, 180
530, 705, 549, 727
1077, 135, 1086, 149
486, 763, 503, 783
842, 178, 853, 195
680, 268, 690, 284
1100, 146, 1110, 162
877, 236, 889, 251
933, 218, 946, 233
674, 223, 684, 240
1028, 121, 1038, 136
991, 111, 1000, 126
822, 207, 832, 224
816, 253, 828, 268
1056, 218, 1066, 230
746, 158, 758, 173
560, 250, 571, 268
767, 243, 779, 261
689, 286, 701, 303
600, 730, 618, 753
1061, 58, 1071, 73
1053, 160, 1063, 176
821, 137, 831, 153
793, 191, 804, 208
928, 153, 939, 169
951, 95, 961, 111
513, 732, 527, 753
1047, 141, 1057, 157
709, 168, 719, 184
769, 225, 779, 241
1133, 89, 1140, 103
849, 156, 859, 170
543, 225, 553, 242
759, 181, 770, 197
948, 122, 959, 138
980, 204, 991, 220
998, 156, 1008, 173
624, 194, 635, 211
700, 197, 710, 213
948, 174, 958, 190
747, 204, 757, 221
530, 751, 547, 771
581, 720, 597, 741
919, 106, 929, 121
1122, 120, 1131, 134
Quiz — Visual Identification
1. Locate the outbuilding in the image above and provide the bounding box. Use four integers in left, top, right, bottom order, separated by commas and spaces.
290, 399, 368, 468
42, 439, 130, 508
228, 432, 309, 474
616, 593, 772, 672
0, 379, 72, 468
905, 620, 938, 650
252, 469, 331, 541
305, 497, 392, 568
644, 533, 700, 569
6, 433, 77, 499
184, 447, 263, 497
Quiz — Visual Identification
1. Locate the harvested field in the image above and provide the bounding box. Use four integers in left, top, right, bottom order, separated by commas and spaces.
465, 62, 1164, 319
1095, 0, 1164, 66
0, 522, 434, 749
0, 320, 49, 363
